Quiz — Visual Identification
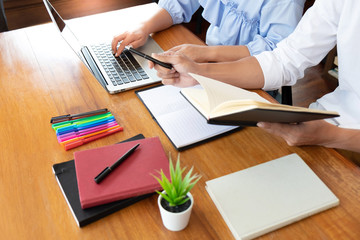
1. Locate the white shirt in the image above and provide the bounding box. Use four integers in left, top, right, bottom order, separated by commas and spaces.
255, 0, 360, 129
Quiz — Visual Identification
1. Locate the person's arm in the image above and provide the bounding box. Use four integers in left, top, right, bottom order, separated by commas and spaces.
112, 8, 173, 56
167, 44, 251, 63
112, 0, 201, 56
151, 52, 265, 89
152, 0, 340, 89
256, 0, 339, 90
209, 1, 306, 60
164, 0, 306, 63
178, 0, 305, 62
257, 121, 360, 153
151, 0, 337, 89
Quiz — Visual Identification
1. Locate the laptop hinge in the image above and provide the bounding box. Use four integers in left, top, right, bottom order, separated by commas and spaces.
81, 46, 109, 89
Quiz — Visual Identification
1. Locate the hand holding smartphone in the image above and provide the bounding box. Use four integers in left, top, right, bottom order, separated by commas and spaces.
125, 46, 173, 69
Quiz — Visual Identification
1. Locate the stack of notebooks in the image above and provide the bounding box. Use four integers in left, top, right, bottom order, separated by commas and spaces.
50, 109, 123, 150
52, 134, 170, 227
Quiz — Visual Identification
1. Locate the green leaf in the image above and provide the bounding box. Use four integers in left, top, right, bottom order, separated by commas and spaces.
177, 197, 190, 206
161, 193, 172, 204
152, 153, 201, 206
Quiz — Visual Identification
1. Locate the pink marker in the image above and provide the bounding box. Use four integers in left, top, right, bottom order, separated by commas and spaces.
57, 122, 118, 142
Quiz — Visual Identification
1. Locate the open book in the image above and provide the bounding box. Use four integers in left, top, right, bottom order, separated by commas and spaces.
181, 74, 339, 126
136, 85, 239, 151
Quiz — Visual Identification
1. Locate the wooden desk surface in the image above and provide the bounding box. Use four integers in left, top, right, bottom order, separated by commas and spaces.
1, 3, 360, 240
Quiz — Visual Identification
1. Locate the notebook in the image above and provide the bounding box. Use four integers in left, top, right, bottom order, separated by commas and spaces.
43, 0, 163, 94
74, 136, 169, 209
181, 73, 339, 126
52, 134, 153, 227
136, 85, 239, 151
205, 153, 339, 240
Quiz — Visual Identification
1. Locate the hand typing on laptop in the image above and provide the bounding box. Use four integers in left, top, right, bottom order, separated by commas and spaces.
111, 27, 149, 57
111, 8, 173, 57
43, 0, 165, 94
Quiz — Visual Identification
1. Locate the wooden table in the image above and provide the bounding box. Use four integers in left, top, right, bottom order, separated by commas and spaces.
1, 3, 360, 240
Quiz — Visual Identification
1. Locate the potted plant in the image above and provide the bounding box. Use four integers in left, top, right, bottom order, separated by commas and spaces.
153, 153, 201, 231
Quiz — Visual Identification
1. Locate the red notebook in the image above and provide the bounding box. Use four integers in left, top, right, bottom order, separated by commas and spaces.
74, 137, 169, 209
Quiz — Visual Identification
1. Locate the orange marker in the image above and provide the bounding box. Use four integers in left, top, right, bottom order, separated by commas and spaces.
62, 125, 123, 150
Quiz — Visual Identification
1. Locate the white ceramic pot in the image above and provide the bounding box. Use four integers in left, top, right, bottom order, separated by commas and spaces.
157, 191, 194, 231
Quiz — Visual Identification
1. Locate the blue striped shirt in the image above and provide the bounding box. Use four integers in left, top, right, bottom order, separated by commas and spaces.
158, 0, 305, 55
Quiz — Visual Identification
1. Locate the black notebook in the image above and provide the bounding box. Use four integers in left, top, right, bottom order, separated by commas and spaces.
52, 134, 153, 227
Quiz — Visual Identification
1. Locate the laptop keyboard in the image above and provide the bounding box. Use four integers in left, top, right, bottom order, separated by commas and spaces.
90, 43, 149, 86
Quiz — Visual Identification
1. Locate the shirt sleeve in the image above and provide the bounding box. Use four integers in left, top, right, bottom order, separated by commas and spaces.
247, 0, 305, 56
158, 0, 200, 24
254, 0, 340, 90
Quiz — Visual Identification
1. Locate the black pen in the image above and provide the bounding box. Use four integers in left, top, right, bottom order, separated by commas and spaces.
125, 46, 173, 69
50, 108, 109, 123
94, 143, 140, 184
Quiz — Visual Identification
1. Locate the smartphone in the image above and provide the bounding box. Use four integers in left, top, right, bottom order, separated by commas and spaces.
125, 46, 173, 69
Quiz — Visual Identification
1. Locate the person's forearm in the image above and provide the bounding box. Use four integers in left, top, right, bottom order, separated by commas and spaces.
141, 8, 173, 35
324, 126, 360, 153
190, 56, 265, 89
204, 46, 251, 62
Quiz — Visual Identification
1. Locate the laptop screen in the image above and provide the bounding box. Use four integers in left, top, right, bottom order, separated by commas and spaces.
43, 0, 85, 62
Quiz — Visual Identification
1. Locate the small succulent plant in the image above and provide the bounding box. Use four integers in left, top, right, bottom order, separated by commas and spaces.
153, 153, 201, 207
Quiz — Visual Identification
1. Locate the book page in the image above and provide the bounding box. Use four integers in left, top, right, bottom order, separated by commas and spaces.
136, 85, 238, 149
179, 87, 211, 116
189, 73, 270, 112
182, 74, 339, 124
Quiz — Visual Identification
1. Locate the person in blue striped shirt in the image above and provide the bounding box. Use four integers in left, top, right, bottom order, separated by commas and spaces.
112, 0, 305, 61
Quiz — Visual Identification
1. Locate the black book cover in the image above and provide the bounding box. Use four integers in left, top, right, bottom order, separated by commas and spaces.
52, 134, 153, 227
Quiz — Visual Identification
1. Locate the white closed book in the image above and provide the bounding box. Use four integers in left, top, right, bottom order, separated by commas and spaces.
205, 154, 339, 240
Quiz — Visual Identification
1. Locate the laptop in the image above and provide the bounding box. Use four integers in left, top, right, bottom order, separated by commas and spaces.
43, 0, 163, 94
